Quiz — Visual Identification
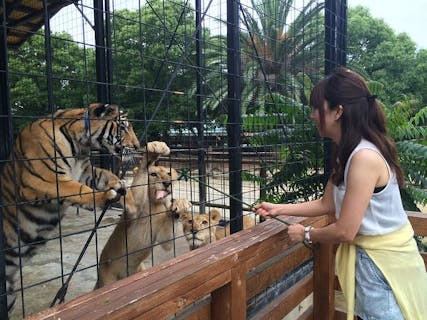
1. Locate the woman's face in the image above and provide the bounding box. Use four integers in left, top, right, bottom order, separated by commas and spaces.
310, 100, 342, 142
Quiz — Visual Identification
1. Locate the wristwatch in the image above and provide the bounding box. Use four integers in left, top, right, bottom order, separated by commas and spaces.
304, 225, 314, 244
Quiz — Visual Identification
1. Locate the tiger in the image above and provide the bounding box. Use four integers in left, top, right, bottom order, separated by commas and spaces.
0, 102, 140, 312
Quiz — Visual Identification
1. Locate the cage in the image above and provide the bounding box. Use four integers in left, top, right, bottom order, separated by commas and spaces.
0, 0, 346, 318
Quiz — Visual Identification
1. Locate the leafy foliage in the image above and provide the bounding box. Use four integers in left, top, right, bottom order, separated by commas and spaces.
8, 32, 95, 131
107, 2, 197, 139
383, 97, 427, 210
347, 6, 427, 107
199, 0, 325, 117
242, 94, 324, 204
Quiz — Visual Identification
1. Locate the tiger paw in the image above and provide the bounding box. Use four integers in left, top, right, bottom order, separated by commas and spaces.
108, 179, 127, 196
146, 141, 170, 156
104, 180, 127, 204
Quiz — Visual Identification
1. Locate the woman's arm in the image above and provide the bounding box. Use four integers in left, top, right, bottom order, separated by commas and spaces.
288, 149, 385, 243
254, 181, 335, 218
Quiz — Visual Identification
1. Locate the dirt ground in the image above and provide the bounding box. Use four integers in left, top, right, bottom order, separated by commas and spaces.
9, 176, 260, 319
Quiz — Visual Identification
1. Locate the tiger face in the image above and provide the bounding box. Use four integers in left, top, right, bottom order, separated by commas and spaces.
84, 103, 140, 160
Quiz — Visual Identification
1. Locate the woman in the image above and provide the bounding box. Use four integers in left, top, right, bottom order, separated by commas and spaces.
254, 68, 427, 320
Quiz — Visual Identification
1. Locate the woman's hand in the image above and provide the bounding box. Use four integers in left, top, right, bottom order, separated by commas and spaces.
287, 224, 305, 243
253, 202, 281, 218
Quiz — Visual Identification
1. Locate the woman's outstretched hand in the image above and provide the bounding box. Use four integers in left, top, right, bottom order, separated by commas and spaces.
254, 203, 306, 244
253, 202, 281, 219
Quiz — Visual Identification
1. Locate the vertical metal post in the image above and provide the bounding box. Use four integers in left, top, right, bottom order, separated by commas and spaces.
0, 0, 11, 166
94, 0, 107, 104
104, 0, 113, 103
227, 0, 242, 233
94, 0, 112, 170
324, 0, 347, 181
104, 0, 120, 174
43, 0, 55, 113
195, 0, 206, 214
0, 0, 10, 316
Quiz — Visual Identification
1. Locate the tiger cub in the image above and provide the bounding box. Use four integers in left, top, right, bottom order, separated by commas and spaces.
95, 141, 191, 288
0, 103, 139, 311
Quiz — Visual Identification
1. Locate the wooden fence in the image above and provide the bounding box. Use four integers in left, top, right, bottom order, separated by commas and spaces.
27, 211, 427, 320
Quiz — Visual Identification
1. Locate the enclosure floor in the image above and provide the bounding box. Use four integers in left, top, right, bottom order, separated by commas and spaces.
10, 206, 190, 320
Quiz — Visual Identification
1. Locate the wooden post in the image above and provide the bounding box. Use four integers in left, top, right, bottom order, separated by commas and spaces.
313, 242, 335, 319
211, 264, 246, 320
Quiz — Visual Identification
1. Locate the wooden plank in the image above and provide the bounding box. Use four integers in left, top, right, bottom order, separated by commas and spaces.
174, 295, 211, 320
132, 271, 230, 320
27, 216, 332, 320
313, 242, 335, 320
407, 211, 427, 236
334, 310, 351, 320
251, 273, 313, 320
296, 305, 313, 320
244, 215, 329, 272
230, 263, 247, 319
211, 281, 231, 320
182, 303, 210, 320
247, 244, 311, 299
26, 220, 287, 320
211, 263, 247, 320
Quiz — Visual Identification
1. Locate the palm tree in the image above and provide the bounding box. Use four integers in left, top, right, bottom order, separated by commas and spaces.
239, 0, 324, 114
199, 0, 324, 117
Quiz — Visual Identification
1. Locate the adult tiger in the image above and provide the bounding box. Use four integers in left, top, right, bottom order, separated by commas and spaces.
0, 103, 140, 311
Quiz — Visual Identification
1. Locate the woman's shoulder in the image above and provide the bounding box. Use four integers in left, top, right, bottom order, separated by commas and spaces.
348, 146, 387, 185
351, 148, 383, 165
355, 138, 378, 151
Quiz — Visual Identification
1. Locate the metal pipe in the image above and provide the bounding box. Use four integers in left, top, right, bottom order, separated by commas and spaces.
0, 0, 11, 316
43, 0, 55, 113
94, 0, 107, 103
226, 0, 243, 234
324, 0, 347, 182
195, 0, 206, 214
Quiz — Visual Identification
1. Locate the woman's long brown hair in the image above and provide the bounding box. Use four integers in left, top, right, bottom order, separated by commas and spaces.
310, 67, 404, 187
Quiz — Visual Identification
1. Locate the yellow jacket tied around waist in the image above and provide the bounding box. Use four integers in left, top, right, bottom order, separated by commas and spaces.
336, 222, 427, 320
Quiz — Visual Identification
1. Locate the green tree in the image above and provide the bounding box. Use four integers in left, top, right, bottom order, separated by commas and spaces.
384, 98, 427, 211
347, 6, 427, 106
239, 0, 324, 115
200, 0, 324, 117
109, 1, 197, 139
8, 32, 95, 130
243, 93, 324, 204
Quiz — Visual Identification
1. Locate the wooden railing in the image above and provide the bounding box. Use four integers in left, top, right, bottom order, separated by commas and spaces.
27, 211, 426, 320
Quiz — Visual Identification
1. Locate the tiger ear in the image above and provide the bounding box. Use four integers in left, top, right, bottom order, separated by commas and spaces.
89, 103, 119, 118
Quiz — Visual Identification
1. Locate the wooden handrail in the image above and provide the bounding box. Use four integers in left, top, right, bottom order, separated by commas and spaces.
25, 211, 426, 320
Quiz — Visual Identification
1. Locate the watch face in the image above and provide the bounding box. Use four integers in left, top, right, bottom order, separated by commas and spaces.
304, 226, 313, 243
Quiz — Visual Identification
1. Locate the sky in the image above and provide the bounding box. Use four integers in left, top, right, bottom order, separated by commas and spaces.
348, 0, 427, 49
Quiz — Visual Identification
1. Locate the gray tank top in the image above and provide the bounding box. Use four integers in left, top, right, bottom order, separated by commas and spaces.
332, 139, 408, 235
